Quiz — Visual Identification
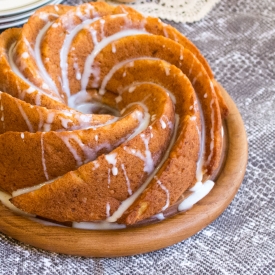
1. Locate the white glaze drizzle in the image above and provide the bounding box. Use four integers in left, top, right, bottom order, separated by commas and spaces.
156, 179, 170, 211
43, 111, 55, 132
178, 180, 214, 211
34, 20, 60, 96
60, 117, 73, 129
99, 57, 160, 96
180, 47, 184, 61
107, 168, 111, 188
99, 19, 105, 39
192, 72, 202, 86
153, 213, 165, 220
35, 92, 41, 106
128, 86, 135, 93
81, 29, 150, 91
99, 58, 177, 106
72, 221, 125, 230
15, 101, 34, 132
41, 133, 49, 181
8, 42, 61, 102
0, 94, 4, 124
205, 81, 216, 167
0, 191, 34, 217
164, 65, 170, 76
22, 52, 29, 59
206, 99, 215, 165
106, 202, 110, 217
123, 103, 150, 141
121, 163, 132, 195
111, 43, 116, 53
92, 160, 100, 170
60, 18, 98, 98
160, 117, 167, 129
58, 134, 83, 166
12, 179, 56, 197
105, 153, 118, 176
195, 99, 205, 182
107, 114, 179, 222
73, 58, 81, 80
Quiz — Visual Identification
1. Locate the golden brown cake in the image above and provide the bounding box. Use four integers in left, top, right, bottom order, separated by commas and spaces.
0, 2, 228, 226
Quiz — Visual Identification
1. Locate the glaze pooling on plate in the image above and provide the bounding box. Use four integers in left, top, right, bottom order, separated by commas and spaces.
0, 2, 227, 228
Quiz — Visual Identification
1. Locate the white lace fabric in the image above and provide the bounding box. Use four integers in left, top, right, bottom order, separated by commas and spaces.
106, 0, 222, 22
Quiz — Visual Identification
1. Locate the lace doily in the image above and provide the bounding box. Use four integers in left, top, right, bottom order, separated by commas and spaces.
105, 0, 222, 22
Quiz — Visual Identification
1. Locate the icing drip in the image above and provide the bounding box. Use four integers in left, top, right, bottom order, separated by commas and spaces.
60, 18, 99, 98
112, 43, 116, 53
99, 58, 177, 105
41, 133, 49, 181
107, 169, 111, 188
15, 101, 34, 132
73, 58, 81, 80
12, 177, 59, 197
60, 117, 73, 129
205, 83, 216, 167
192, 72, 202, 86
58, 133, 98, 166
58, 134, 84, 166
81, 29, 150, 91
124, 103, 150, 141
195, 99, 205, 182
43, 111, 55, 132
123, 133, 154, 174
154, 213, 165, 220
128, 86, 135, 93
35, 92, 41, 106
0, 95, 4, 125
99, 19, 105, 39
34, 20, 60, 96
164, 65, 170, 76
121, 163, 132, 195
160, 117, 167, 129
93, 161, 100, 170
99, 57, 160, 96
106, 202, 110, 217
0, 191, 34, 217
105, 153, 118, 176
8, 42, 61, 102
13, 182, 47, 197
107, 114, 179, 222
156, 180, 170, 211
178, 180, 215, 211
72, 221, 126, 230
180, 47, 184, 61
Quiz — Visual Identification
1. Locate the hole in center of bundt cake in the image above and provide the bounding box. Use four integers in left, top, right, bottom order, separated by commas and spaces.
76, 101, 119, 116
68, 90, 120, 116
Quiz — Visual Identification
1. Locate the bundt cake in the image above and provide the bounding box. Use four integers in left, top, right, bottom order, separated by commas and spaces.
0, 2, 228, 226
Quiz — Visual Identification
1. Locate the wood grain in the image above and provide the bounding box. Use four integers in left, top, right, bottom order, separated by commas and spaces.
0, 85, 248, 257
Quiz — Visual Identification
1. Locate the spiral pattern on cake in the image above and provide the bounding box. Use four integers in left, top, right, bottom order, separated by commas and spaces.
0, 2, 228, 225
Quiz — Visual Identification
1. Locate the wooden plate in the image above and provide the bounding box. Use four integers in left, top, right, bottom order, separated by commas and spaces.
0, 84, 248, 257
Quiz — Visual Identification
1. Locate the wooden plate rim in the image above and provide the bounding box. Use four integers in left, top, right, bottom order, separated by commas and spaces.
0, 85, 248, 257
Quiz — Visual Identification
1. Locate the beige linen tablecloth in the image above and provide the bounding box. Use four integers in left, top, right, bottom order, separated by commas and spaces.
0, 0, 274, 274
